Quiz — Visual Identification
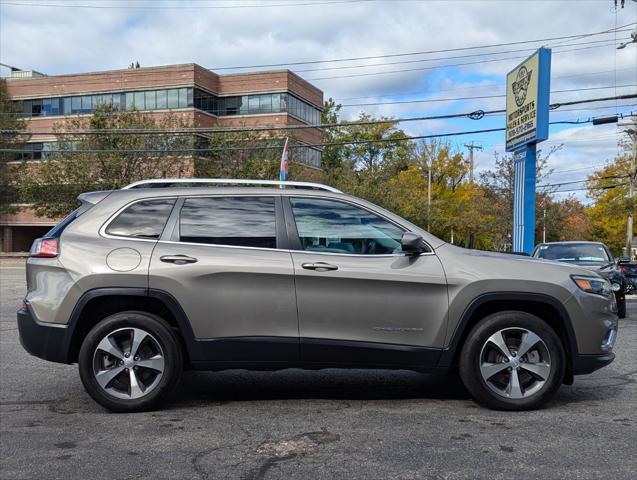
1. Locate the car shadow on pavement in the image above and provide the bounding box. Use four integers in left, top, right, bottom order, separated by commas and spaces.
165, 369, 471, 408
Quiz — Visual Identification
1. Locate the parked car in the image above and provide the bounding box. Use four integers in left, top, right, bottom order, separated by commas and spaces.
18, 179, 618, 412
532, 241, 626, 318
619, 261, 637, 295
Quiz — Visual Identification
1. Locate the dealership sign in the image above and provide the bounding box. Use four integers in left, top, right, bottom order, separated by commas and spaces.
506, 48, 551, 254
505, 48, 551, 152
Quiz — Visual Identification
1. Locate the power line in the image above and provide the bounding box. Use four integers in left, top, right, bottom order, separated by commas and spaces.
334, 67, 637, 101
2, 113, 630, 153
538, 174, 628, 189
2, 126, 512, 154
292, 38, 630, 74
2, 41, 623, 94
3, 94, 635, 135
308, 41, 632, 81
0, 0, 374, 9
545, 183, 627, 193
3, 30, 631, 91
210, 23, 636, 70
339, 84, 636, 108
2, 25, 632, 87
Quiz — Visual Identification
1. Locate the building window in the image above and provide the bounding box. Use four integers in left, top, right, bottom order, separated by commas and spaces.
145, 91, 156, 110
178, 88, 188, 108
11, 86, 320, 124
167, 89, 179, 108
134, 91, 145, 110
156, 90, 167, 109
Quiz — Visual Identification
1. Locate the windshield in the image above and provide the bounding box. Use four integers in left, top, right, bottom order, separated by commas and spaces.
534, 243, 611, 264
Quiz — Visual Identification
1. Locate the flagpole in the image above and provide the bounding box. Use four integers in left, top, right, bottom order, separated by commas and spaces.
279, 137, 289, 189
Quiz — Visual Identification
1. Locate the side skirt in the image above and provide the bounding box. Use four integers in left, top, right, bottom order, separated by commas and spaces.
191, 336, 445, 373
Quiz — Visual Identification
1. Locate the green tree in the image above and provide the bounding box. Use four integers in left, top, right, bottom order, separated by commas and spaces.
0, 78, 30, 214
17, 104, 196, 217
479, 146, 559, 250
586, 122, 636, 256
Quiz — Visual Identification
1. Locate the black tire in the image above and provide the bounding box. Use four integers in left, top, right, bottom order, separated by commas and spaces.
78, 311, 183, 412
459, 311, 565, 411
617, 297, 626, 319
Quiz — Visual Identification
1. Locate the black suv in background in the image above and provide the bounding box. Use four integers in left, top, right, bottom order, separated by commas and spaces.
532, 241, 626, 318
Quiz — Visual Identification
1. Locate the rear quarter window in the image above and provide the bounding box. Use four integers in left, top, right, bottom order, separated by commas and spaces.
105, 198, 176, 239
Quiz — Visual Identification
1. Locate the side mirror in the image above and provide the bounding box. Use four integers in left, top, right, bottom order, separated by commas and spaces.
401, 232, 429, 256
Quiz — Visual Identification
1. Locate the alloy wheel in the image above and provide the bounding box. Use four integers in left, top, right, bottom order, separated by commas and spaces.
479, 327, 551, 399
92, 327, 165, 400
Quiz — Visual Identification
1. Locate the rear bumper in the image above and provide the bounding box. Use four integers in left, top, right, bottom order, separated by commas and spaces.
571, 352, 615, 375
17, 308, 71, 364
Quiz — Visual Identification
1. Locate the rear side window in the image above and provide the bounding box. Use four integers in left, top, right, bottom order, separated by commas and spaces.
106, 199, 175, 239
179, 196, 276, 248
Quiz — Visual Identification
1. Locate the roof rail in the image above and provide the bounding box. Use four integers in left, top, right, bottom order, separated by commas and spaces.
121, 178, 343, 193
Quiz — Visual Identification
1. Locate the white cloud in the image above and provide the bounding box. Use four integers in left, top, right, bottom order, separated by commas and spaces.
1, 0, 635, 193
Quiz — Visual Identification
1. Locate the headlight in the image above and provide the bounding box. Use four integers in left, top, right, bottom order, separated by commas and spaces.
611, 282, 621, 292
572, 275, 612, 296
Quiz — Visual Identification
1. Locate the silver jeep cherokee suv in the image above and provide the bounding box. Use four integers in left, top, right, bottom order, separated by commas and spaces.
17, 179, 618, 412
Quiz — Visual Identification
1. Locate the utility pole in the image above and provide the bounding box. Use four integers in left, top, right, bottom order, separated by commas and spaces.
542, 198, 547, 244
464, 142, 483, 182
620, 125, 637, 259
627, 131, 636, 258
427, 165, 432, 232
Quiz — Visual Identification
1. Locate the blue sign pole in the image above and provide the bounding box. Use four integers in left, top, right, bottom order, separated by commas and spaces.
512, 143, 537, 254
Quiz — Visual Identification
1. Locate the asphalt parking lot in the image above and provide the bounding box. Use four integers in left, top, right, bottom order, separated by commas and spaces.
1, 262, 636, 480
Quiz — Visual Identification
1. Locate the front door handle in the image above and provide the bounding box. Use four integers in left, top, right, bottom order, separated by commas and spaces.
160, 255, 198, 265
301, 262, 338, 272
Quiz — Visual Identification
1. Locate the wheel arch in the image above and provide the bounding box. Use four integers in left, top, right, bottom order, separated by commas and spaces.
438, 293, 577, 379
65, 288, 203, 364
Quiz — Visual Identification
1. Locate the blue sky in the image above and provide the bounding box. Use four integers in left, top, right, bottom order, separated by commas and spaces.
1, 0, 635, 201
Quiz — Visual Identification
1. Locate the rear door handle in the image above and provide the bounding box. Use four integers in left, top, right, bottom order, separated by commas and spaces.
160, 255, 198, 265
301, 262, 338, 272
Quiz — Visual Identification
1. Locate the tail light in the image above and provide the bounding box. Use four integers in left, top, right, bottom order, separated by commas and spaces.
30, 238, 59, 258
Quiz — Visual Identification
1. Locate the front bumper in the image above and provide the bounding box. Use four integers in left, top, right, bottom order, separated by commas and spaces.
17, 308, 71, 364
571, 352, 616, 375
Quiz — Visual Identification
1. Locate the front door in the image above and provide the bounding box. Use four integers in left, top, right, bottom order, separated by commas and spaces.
149, 195, 298, 362
285, 196, 448, 366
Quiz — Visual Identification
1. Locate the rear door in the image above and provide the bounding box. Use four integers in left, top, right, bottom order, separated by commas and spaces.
284, 196, 448, 366
149, 194, 299, 362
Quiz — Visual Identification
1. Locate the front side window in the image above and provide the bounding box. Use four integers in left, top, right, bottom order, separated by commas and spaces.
106, 199, 176, 239
179, 196, 276, 248
290, 198, 404, 255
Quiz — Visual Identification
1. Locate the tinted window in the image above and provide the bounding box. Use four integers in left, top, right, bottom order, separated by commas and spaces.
290, 198, 404, 255
179, 197, 276, 248
106, 199, 175, 239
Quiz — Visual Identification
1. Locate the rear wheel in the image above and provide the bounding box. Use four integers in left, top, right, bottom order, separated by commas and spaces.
459, 311, 565, 410
78, 311, 183, 412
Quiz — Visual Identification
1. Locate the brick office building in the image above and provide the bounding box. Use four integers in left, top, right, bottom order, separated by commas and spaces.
1, 63, 324, 252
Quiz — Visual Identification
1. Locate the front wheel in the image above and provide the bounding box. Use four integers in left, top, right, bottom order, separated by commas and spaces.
617, 293, 626, 319
459, 311, 565, 411
78, 311, 183, 412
